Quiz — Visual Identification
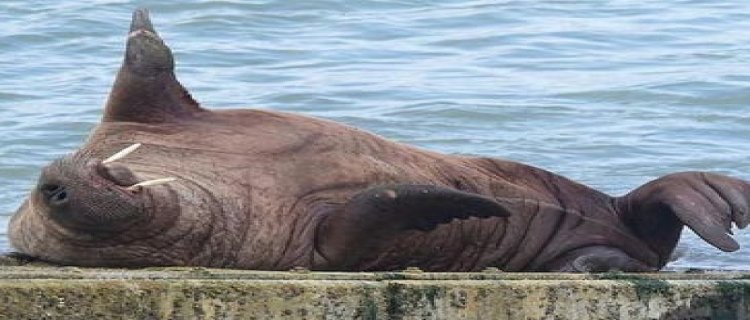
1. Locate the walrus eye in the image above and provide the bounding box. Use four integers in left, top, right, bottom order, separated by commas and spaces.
52, 191, 68, 204
40, 183, 63, 195
39, 183, 69, 207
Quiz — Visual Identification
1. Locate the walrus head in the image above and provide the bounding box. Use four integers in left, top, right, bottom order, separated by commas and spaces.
8, 9, 209, 267
33, 151, 146, 232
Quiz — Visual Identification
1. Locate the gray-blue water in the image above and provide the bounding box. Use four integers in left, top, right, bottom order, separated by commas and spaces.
2, 1, 750, 270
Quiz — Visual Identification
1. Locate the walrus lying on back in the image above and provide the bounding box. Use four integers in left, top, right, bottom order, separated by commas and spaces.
8, 9, 749, 272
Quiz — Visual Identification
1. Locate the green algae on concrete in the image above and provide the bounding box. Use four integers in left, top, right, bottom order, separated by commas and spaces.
595, 272, 672, 300
0, 265, 749, 319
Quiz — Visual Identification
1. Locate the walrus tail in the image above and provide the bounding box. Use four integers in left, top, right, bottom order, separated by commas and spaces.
615, 172, 750, 267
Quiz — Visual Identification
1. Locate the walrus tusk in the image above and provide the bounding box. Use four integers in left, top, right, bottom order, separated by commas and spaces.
127, 177, 177, 191
102, 143, 142, 164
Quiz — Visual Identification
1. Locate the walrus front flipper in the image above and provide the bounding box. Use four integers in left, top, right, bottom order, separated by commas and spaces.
544, 246, 655, 272
617, 172, 750, 266
314, 184, 510, 270
103, 8, 203, 123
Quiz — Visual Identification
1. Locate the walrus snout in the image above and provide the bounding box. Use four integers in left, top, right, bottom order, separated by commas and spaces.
29, 155, 148, 232
94, 161, 140, 187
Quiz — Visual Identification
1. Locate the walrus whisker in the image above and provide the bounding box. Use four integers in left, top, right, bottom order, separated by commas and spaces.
126, 177, 177, 191
102, 143, 142, 164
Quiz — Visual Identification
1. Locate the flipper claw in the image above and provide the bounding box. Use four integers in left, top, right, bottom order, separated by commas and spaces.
130, 8, 156, 34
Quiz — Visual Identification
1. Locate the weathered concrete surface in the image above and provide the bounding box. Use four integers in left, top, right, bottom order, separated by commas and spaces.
0, 258, 748, 319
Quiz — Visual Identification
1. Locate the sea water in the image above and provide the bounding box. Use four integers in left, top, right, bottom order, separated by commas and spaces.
2, 0, 750, 270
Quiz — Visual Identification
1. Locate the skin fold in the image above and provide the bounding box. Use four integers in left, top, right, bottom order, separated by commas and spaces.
8, 9, 750, 272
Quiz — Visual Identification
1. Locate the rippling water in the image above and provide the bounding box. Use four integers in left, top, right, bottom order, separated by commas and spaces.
2, 1, 750, 270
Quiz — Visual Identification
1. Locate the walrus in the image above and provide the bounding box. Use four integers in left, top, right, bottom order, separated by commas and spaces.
8, 9, 750, 272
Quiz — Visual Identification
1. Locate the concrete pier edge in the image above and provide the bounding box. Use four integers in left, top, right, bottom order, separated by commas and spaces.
0, 258, 747, 319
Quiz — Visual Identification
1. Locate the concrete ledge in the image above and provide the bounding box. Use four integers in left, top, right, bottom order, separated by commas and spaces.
0, 264, 748, 319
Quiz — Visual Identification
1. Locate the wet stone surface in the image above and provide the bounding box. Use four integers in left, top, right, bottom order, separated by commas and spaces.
0, 259, 748, 319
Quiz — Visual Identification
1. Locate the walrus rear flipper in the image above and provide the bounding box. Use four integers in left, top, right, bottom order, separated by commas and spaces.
314, 184, 510, 270
617, 172, 750, 267
103, 9, 203, 124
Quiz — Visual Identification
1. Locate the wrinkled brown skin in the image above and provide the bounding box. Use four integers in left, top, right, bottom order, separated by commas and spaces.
8, 9, 750, 272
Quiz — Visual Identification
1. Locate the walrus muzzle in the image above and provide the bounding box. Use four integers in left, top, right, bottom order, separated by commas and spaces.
34, 154, 146, 232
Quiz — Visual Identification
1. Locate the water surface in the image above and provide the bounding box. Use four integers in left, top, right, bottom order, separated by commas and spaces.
2, 0, 750, 270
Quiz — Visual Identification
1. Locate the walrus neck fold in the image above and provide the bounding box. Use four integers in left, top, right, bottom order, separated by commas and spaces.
102, 8, 202, 124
